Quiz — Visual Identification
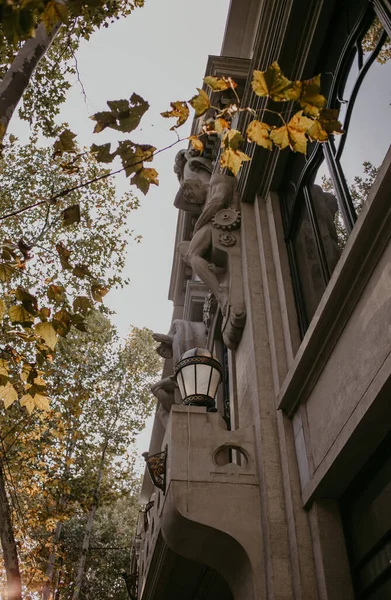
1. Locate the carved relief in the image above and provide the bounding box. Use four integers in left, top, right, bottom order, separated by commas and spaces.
175, 174, 246, 349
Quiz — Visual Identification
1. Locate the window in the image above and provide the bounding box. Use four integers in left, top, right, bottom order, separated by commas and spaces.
340, 435, 391, 600
280, 0, 391, 335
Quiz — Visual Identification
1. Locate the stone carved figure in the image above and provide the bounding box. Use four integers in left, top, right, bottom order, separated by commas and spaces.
151, 320, 206, 425
175, 174, 246, 349
174, 148, 213, 185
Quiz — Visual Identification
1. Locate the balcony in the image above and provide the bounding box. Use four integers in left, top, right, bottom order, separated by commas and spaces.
136, 406, 263, 600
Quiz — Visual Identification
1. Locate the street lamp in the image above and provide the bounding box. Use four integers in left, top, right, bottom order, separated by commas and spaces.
174, 347, 222, 411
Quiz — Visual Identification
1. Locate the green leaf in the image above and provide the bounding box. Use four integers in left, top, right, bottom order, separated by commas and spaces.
246, 120, 272, 150
189, 89, 210, 117
62, 204, 80, 227
161, 101, 190, 130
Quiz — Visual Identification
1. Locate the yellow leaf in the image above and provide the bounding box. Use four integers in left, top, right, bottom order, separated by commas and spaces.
251, 62, 301, 101
270, 111, 313, 154
131, 168, 159, 195
0, 298, 5, 322
307, 108, 344, 141
20, 394, 35, 414
42, 0, 68, 32
34, 322, 58, 351
91, 284, 109, 303
8, 305, 34, 325
0, 263, 14, 282
246, 120, 272, 150
221, 129, 244, 151
203, 76, 237, 91
0, 359, 8, 377
214, 118, 229, 134
189, 89, 210, 117
33, 394, 51, 411
160, 101, 189, 130
299, 74, 326, 117
0, 383, 18, 409
188, 136, 204, 153
220, 148, 251, 176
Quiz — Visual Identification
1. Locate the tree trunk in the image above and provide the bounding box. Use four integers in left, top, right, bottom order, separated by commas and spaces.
0, 461, 22, 600
0, 21, 61, 136
41, 431, 78, 600
71, 440, 109, 600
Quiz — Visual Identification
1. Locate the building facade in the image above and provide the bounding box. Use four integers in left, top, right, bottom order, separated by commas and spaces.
131, 1, 391, 599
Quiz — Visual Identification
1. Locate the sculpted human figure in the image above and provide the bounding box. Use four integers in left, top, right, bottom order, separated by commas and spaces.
175, 174, 238, 312
174, 149, 213, 185
151, 320, 206, 425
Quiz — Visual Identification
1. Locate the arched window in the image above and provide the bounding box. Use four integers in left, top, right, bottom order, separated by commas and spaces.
280, 0, 391, 334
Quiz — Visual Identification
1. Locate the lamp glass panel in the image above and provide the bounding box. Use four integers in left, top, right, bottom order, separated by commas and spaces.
194, 364, 214, 396
180, 364, 196, 397
177, 371, 186, 399
209, 366, 222, 398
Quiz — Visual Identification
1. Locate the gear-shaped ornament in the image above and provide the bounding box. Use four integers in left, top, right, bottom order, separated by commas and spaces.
211, 208, 241, 231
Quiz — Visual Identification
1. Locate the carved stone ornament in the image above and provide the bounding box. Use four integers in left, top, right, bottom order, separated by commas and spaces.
218, 233, 236, 247
211, 208, 241, 230
175, 174, 246, 350
203, 292, 218, 334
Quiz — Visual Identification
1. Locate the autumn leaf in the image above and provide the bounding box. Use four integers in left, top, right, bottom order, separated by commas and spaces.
20, 394, 35, 414
203, 76, 237, 91
161, 101, 190, 130
214, 117, 230, 134
34, 322, 58, 351
270, 111, 313, 154
0, 360, 8, 378
0, 263, 14, 282
0, 298, 5, 322
15, 287, 38, 315
221, 129, 244, 151
52, 309, 71, 337
131, 168, 159, 195
299, 74, 326, 117
33, 393, 51, 411
62, 204, 80, 226
220, 148, 251, 176
90, 143, 114, 163
72, 264, 91, 279
0, 382, 18, 409
8, 305, 35, 326
38, 307, 51, 321
91, 284, 109, 302
188, 136, 204, 153
42, 0, 68, 31
91, 93, 149, 133
53, 129, 77, 157
246, 120, 272, 150
252, 62, 300, 101
56, 242, 72, 270
47, 284, 66, 303
73, 296, 92, 315
307, 108, 344, 141
116, 141, 156, 177
189, 89, 210, 117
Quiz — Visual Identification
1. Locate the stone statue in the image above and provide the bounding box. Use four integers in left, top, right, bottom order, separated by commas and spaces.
174, 148, 213, 185
175, 174, 246, 349
151, 320, 206, 425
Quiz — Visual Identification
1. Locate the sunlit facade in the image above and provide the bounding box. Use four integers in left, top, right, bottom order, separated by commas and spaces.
130, 1, 391, 599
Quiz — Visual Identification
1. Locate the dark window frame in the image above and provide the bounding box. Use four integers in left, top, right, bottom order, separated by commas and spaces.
280, 0, 391, 336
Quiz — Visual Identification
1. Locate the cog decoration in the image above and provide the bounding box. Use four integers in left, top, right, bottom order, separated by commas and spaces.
212, 208, 241, 231
219, 233, 236, 247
